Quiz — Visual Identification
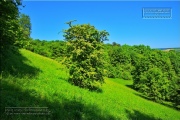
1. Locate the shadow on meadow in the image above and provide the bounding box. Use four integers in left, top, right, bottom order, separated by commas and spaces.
1, 49, 41, 78
125, 109, 162, 120
0, 80, 116, 120
125, 84, 134, 90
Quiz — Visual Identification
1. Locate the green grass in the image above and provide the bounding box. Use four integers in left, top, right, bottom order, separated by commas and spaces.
1, 49, 180, 120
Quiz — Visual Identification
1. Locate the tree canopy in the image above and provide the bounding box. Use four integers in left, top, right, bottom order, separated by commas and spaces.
63, 23, 109, 89
0, 0, 21, 52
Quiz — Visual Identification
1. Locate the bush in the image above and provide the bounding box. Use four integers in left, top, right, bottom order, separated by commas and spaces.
135, 67, 171, 102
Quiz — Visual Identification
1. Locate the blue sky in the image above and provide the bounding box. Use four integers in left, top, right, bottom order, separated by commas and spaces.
20, 1, 180, 48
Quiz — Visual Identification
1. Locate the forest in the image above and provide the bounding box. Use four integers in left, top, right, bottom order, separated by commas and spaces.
1, 0, 180, 119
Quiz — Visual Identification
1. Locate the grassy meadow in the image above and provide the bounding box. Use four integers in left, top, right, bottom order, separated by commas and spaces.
1, 49, 180, 120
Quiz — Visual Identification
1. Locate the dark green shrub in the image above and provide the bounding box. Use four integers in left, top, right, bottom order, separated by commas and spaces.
138, 67, 167, 102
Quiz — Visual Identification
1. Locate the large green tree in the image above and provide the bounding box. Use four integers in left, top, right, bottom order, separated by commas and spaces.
63, 23, 109, 89
0, 0, 22, 73
0, 0, 21, 52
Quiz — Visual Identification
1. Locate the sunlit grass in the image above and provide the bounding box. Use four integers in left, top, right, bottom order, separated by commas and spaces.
1, 49, 180, 120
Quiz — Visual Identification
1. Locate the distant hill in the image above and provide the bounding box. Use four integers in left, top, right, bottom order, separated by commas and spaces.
153, 47, 180, 52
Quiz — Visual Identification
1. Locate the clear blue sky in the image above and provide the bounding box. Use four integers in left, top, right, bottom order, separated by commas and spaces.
20, 1, 180, 48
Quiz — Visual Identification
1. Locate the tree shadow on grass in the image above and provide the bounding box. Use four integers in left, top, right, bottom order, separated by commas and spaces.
125, 84, 134, 90
67, 79, 104, 93
125, 85, 155, 102
88, 85, 103, 93
1, 49, 41, 78
125, 109, 162, 120
0, 80, 117, 120
58, 76, 103, 93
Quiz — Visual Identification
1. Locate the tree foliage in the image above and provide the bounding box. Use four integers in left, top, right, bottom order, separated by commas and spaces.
14, 13, 32, 48
0, 0, 21, 53
22, 39, 66, 61
0, 0, 22, 73
63, 23, 109, 89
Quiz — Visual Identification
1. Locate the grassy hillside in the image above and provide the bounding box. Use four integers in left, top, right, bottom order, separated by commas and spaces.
1, 49, 180, 120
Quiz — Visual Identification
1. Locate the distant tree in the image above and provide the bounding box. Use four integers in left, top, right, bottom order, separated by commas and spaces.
112, 42, 120, 46
168, 50, 180, 75
63, 23, 109, 89
15, 13, 32, 48
107, 45, 133, 79
19, 14, 31, 38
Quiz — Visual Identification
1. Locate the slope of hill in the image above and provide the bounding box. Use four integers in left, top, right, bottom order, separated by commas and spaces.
1, 49, 180, 120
